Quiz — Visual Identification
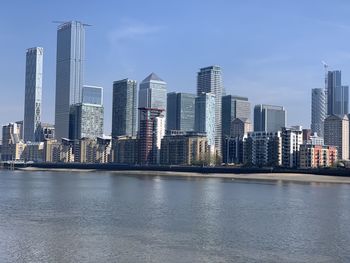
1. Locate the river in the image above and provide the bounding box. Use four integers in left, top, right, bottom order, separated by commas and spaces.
0, 170, 349, 262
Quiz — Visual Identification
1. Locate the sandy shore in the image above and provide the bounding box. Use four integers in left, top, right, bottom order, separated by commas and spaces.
18, 167, 350, 184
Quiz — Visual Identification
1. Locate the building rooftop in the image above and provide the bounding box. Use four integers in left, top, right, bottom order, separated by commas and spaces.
142, 72, 165, 83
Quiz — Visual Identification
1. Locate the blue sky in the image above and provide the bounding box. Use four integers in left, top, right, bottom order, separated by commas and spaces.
1, 0, 350, 134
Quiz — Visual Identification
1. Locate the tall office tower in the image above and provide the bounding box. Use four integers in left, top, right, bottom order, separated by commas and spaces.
112, 79, 138, 137
197, 66, 224, 156
222, 95, 251, 138
195, 93, 216, 149
311, 88, 326, 137
23, 47, 43, 142
254, 104, 286, 132
324, 114, 349, 160
166, 92, 196, 132
139, 73, 167, 110
327, 70, 349, 115
138, 108, 165, 164
69, 86, 104, 140
55, 21, 86, 140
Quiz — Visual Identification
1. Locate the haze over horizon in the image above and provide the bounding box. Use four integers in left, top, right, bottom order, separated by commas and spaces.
1, 0, 350, 135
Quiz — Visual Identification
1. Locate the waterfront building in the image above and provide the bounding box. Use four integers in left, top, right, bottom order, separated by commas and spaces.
299, 144, 337, 168
324, 114, 349, 160
222, 95, 251, 138
281, 126, 303, 168
243, 131, 282, 167
112, 79, 138, 137
254, 104, 286, 132
15, 121, 24, 141
60, 138, 74, 163
160, 131, 208, 165
43, 139, 61, 162
1, 123, 23, 161
197, 66, 224, 157
166, 92, 196, 132
222, 136, 245, 164
55, 21, 86, 140
311, 88, 326, 137
113, 136, 138, 164
138, 108, 165, 164
22, 142, 44, 162
195, 93, 216, 150
23, 47, 43, 142
327, 71, 349, 116
74, 138, 96, 163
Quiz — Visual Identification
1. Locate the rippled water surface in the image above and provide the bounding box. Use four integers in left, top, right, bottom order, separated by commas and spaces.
0, 170, 350, 263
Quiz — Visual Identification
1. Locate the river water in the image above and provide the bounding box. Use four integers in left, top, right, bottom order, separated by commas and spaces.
0, 170, 349, 263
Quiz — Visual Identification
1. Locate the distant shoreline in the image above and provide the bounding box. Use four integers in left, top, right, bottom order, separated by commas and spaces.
17, 165, 350, 185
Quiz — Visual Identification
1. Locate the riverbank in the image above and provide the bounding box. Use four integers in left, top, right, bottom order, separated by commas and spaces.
19, 167, 350, 184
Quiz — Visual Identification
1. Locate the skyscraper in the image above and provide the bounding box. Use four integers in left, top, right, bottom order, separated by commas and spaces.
327, 70, 349, 116
69, 86, 103, 140
23, 47, 43, 142
195, 93, 216, 148
197, 66, 224, 156
55, 21, 86, 140
311, 88, 326, 137
324, 114, 349, 160
222, 95, 251, 138
166, 92, 196, 132
139, 73, 167, 110
112, 79, 138, 137
254, 104, 286, 132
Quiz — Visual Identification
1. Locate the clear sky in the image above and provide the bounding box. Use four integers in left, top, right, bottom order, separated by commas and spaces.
1, 0, 350, 135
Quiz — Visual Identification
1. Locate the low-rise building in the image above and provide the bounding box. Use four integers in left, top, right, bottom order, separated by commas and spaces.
299, 144, 337, 168
160, 131, 209, 165
243, 131, 282, 167
113, 136, 138, 164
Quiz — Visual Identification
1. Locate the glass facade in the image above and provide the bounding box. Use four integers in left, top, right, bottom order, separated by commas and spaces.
254, 104, 286, 132
112, 79, 138, 137
166, 92, 196, 132
197, 66, 224, 155
195, 93, 216, 147
311, 88, 326, 137
221, 95, 251, 138
327, 71, 349, 115
55, 21, 85, 140
24, 47, 43, 142
82, 85, 103, 105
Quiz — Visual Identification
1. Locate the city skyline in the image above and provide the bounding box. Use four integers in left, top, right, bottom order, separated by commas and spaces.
2, 1, 350, 135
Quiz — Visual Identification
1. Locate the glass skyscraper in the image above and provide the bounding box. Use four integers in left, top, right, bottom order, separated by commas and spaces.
166, 92, 196, 132
55, 21, 86, 140
221, 95, 251, 138
311, 88, 326, 137
327, 70, 349, 116
112, 79, 138, 137
195, 93, 216, 147
69, 86, 104, 140
23, 47, 43, 142
138, 73, 167, 110
254, 104, 286, 132
197, 66, 224, 156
